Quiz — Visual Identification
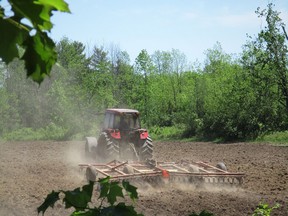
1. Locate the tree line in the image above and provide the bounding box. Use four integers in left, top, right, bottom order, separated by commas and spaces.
0, 3, 287, 141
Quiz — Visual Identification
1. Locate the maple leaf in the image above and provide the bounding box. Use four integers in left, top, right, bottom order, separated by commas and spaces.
0, 0, 70, 83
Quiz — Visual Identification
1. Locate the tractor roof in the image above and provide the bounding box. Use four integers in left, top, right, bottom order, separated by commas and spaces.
106, 108, 140, 114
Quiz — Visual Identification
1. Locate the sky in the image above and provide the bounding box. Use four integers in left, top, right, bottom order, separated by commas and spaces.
3, 0, 288, 64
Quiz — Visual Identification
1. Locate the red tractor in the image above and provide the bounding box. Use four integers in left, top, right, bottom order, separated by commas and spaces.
85, 108, 153, 162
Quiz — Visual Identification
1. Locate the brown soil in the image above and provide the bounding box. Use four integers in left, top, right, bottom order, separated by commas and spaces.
0, 140, 287, 216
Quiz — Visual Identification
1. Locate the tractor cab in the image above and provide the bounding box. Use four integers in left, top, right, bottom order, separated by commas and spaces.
102, 108, 148, 140
103, 109, 141, 131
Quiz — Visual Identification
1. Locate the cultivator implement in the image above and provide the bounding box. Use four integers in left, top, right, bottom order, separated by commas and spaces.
79, 160, 244, 186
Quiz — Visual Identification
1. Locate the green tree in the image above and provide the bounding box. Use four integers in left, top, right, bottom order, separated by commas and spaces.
150, 50, 175, 126
56, 37, 90, 84
241, 3, 288, 134
85, 45, 115, 109
112, 50, 134, 108
256, 4, 288, 111
0, 62, 20, 134
190, 42, 260, 140
54, 38, 97, 137
4, 59, 46, 128
169, 49, 188, 124
135, 49, 154, 125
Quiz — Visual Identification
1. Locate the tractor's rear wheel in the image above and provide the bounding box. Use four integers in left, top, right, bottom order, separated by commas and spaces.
97, 132, 120, 162
139, 136, 153, 161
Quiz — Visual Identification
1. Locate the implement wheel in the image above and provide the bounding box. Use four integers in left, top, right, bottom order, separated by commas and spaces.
216, 162, 227, 171
86, 166, 98, 182
123, 165, 135, 174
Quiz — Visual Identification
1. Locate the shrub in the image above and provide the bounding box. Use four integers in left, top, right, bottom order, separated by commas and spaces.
149, 125, 186, 140
252, 202, 280, 216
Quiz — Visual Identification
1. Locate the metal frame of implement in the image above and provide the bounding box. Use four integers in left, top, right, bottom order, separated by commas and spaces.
79, 160, 245, 185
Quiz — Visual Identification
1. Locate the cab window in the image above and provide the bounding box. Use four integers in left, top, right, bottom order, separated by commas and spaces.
114, 115, 121, 129
108, 114, 114, 128
103, 113, 110, 129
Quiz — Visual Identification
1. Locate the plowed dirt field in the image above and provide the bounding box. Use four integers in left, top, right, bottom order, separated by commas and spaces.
0, 141, 287, 215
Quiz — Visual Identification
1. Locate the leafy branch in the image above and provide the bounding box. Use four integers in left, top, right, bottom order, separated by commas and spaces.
37, 177, 143, 216
0, 0, 70, 83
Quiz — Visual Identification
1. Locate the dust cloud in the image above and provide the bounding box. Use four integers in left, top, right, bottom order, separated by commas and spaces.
63, 141, 90, 184
136, 177, 242, 197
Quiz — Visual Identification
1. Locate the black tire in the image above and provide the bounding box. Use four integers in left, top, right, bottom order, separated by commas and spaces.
97, 132, 120, 161
139, 136, 153, 161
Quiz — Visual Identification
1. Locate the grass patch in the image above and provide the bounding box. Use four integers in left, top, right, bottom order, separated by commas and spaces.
149, 126, 233, 143
149, 125, 186, 141
179, 137, 199, 142
1, 123, 68, 141
256, 131, 288, 146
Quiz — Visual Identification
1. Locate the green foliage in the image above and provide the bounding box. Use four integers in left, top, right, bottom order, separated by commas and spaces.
37, 178, 283, 216
98, 178, 124, 205
252, 202, 280, 216
122, 181, 138, 201
0, 87, 20, 134
37, 177, 143, 216
240, 3, 288, 137
0, 0, 70, 83
256, 131, 288, 145
2, 124, 68, 141
1, 3, 287, 142
2, 127, 41, 141
149, 125, 186, 140
37, 190, 61, 214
